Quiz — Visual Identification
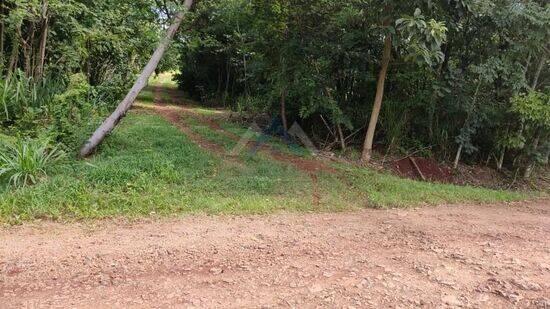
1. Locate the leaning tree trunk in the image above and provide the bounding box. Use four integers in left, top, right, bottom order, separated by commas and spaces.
80, 0, 193, 157
361, 34, 392, 163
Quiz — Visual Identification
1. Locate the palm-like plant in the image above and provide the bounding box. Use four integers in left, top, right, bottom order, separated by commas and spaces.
0, 138, 65, 188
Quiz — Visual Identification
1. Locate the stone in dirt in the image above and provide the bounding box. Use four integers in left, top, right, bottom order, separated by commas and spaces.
511, 278, 542, 291
209, 267, 223, 275
441, 294, 462, 306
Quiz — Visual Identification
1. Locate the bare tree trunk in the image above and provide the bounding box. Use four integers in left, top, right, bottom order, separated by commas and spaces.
337, 122, 346, 151
0, 1, 4, 69
216, 66, 222, 97
453, 81, 482, 169
523, 132, 541, 179
453, 144, 463, 169
223, 59, 230, 105
7, 33, 19, 78
35, 0, 49, 79
361, 35, 392, 163
25, 25, 36, 77
523, 52, 531, 80
280, 87, 288, 133
80, 0, 193, 157
497, 149, 505, 171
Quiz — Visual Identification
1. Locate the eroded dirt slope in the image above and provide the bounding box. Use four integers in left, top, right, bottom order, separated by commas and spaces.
1, 200, 549, 308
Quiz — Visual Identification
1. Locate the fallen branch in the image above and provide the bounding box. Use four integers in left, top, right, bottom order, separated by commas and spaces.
320, 115, 336, 138
393, 145, 434, 162
409, 157, 427, 181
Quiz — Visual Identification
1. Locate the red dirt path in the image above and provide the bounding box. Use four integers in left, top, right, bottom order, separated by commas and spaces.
1, 200, 548, 308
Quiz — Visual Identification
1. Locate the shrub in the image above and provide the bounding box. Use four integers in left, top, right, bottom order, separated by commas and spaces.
0, 138, 65, 188
48, 73, 95, 147
0, 72, 105, 151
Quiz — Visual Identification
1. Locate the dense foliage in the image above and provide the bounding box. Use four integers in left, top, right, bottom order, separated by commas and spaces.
0, 0, 548, 189
0, 0, 169, 140
0, 0, 180, 186
177, 0, 549, 176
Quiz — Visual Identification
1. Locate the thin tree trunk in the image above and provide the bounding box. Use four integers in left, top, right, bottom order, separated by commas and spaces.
24, 25, 36, 77
0, 0, 4, 69
337, 122, 346, 151
453, 81, 482, 169
497, 149, 505, 171
216, 66, 222, 97
80, 0, 193, 157
453, 144, 463, 169
523, 132, 541, 179
280, 87, 288, 134
361, 35, 392, 163
7, 33, 19, 78
35, 0, 49, 79
523, 52, 531, 79
243, 54, 248, 95
223, 58, 230, 105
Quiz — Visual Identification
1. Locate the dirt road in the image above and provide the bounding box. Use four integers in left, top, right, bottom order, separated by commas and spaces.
1, 200, 549, 308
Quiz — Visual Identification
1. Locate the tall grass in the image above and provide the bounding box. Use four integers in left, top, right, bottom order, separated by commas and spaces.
0, 70, 65, 124
0, 138, 65, 188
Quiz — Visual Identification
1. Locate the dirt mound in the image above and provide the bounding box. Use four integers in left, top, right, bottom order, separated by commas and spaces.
393, 157, 453, 183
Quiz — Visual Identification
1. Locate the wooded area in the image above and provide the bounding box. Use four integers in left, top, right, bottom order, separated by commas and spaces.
174, 0, 548, 178
0, 0, 548, 190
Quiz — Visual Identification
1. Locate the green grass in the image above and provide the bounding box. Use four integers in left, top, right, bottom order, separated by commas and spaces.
336, 164, 525, 207
137, 87, 155, 104
0, 111, 350, 224
218, 120, 312, 157
149, 71, 178, 89
185, 115, 526, 207
0, 103, 529, 224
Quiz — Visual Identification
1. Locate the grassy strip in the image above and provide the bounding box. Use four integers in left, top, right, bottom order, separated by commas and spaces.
0, 91, 529, 223
137, 87, 155, 105
334, 165, 525, 208
185, 116, 527, 207
1, 111, 350, 224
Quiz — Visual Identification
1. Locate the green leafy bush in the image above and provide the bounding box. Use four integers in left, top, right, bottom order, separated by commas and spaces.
0, 138, 65, 188
48, 73, 96, 147
509, 91, 550, 172
511, 91, 550, 129
0, 72, 106, 150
